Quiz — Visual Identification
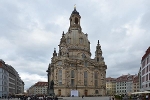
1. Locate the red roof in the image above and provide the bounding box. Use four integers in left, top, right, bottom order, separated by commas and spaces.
116, 74, 135, 82
142, 47, 150, 61
34, 82, 48, 86
133, 75, 139, 83
106, 77, 116, 82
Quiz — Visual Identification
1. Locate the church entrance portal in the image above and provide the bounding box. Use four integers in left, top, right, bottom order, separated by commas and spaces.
58, 89, 61, 96
84, 90, 88, 96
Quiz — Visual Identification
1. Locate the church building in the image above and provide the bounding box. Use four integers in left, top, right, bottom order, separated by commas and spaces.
47, 7, 107, 97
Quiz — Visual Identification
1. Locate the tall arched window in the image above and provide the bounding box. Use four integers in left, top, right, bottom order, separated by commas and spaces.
84, 61, 88, 67
97, 58, 99, 62
95, 90, 99, 94
94, 72, 98, 87
84, 71, 88, 86
71, 70, 75, 86
67, 38, 71, 44
75, 17, 78, 24
58, 70, 62, 85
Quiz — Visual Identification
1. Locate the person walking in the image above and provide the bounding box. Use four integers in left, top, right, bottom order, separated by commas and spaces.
109, 96, 111, 100
146, 94, 148, 100
82, 95, 84, 99
112, 95, 114, 100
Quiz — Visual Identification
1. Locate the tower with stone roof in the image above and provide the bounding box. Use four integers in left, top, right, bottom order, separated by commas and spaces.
47, 7, 107, 97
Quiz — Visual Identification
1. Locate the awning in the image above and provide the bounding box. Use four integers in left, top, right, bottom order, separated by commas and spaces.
15, 93, 25, 96
131, 91, 150, 94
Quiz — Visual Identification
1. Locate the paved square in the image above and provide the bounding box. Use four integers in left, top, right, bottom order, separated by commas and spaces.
0, 96, 110, 100
62, 97, 110, 100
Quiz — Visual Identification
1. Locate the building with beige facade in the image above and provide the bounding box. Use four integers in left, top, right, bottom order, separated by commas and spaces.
46, 7, 107, 97
106, 77, 116, 95
132, 75, 139, 92
27, 82, 48, 96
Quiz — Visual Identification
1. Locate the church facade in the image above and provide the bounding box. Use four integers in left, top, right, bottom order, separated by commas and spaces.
47, 7, 107, 97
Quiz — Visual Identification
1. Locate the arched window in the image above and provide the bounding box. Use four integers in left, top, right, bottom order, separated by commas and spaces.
58, 70, 62, 85
71, 70, 75, 86
82, 53, 86, 58
67, 38, 71, 44
75, 17, 78, 24
71, 70, 75, 78
84, 71, 88, 86
95, 90, 99, 94
79, 38, 83, 44
94, 72, 98, 86
97, 58, 99, 62
57, 61, 62, 66
70, 63, 75, 67
84, 61, 88, 67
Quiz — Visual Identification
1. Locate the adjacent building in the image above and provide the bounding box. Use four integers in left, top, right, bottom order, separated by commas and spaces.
116, 74, 136, 95
0, 59, 24, 98
106, 77, 116, 95
27, 82, 48, 96
132, 75, 139, 92
140, 47, 150, 91
47, 7, 107, 97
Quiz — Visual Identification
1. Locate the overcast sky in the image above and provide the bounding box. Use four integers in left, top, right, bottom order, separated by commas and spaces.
0, 0, 150, 90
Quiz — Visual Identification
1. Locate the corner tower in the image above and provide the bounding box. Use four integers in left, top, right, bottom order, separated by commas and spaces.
47, 7, 107, 97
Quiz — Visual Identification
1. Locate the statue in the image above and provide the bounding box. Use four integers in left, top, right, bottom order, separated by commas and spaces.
49, 80, 55, 96
50, 80, 54, 89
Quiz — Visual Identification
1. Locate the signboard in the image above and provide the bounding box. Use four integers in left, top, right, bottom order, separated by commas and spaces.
71, 90, 79, 97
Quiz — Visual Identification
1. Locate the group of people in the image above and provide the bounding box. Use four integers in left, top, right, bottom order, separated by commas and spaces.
5, 95, 58, 100
29, 96, 58, 100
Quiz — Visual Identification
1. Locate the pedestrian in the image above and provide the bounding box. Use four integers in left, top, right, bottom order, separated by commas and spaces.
112, 95, 114, 100
54, 96, 58, 100
82, 95, 84, 98
146, 94, 148, 100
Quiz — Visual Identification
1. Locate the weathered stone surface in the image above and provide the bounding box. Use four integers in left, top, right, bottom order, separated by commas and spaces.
47, 7, 107, 97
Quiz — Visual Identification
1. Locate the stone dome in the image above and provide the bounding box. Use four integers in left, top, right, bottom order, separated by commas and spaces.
65, 30, 91, 57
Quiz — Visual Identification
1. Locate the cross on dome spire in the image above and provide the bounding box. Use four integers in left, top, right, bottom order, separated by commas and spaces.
72, 5, 79, 15
74, 4, 76, 9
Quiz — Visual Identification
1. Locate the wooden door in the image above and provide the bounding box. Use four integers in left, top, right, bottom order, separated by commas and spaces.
84, 90, 88, 97
58, 89, 61, 96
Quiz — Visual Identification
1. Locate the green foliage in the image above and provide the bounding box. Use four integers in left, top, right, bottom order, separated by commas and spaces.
114, 94, 123, 100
